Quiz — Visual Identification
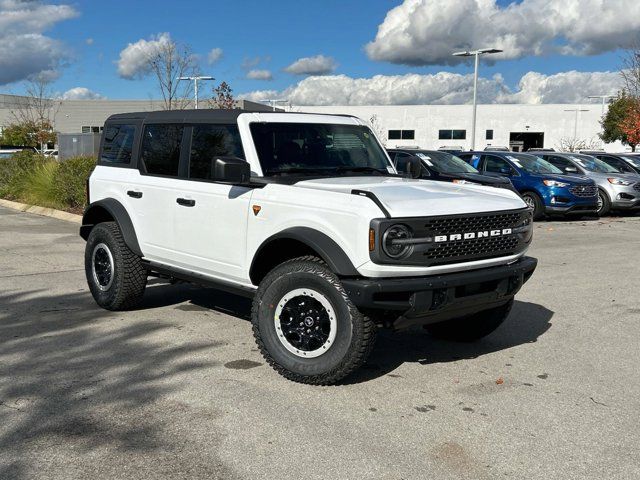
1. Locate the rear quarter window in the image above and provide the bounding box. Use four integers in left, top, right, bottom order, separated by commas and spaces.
101, 124, 136, 164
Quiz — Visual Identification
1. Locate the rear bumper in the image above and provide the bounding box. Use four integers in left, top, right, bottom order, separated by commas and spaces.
342, 256, 537, 329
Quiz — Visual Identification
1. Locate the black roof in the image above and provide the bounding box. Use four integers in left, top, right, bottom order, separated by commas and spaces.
105, 109, 358, 124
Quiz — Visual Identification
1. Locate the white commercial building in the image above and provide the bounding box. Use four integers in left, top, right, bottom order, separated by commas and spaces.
0, 93, 626, 152
301, 103, 624, 152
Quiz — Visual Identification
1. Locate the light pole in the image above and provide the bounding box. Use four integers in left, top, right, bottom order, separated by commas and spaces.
452, 48, 503, 150
564, 108, 590, 139
179, 76, 214, 109
261, 99, 290, 111
587, 95, 615, 114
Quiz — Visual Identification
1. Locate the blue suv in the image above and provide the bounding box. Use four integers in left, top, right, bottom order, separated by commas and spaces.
457, 151, 598, 220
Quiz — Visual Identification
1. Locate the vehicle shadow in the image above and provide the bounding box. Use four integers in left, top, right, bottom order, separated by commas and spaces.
345, 300, 554, 384
137, 282, 553, 386
0, 288, 228, 479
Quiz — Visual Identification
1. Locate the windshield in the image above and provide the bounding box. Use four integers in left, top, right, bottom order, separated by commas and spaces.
415, 151, 478, 173
622, 156, 640, 168
250, 122, 392, 176
507, 153, 563, 174
569, 154, 620, 173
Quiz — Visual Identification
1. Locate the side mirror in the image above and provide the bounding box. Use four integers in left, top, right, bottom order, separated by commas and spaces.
564, 166, 578, 174
395, 156, 422, 179
212, 157, 251, 184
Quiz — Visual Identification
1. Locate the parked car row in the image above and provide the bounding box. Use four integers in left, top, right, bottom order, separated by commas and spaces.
387, 148, 640, 220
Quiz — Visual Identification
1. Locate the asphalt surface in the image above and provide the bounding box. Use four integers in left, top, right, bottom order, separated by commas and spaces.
1, 205, 639, 480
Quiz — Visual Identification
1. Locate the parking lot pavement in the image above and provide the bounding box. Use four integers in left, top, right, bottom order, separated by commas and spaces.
0, 206, 639, 480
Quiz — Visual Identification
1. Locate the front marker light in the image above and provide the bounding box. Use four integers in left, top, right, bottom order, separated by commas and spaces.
382, 224, 413, 259
543, 179, 569, 187
608, 177, 634, 186
369, 228, 375, 252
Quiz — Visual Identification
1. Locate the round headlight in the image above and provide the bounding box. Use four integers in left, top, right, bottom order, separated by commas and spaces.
382, 224, 413, 259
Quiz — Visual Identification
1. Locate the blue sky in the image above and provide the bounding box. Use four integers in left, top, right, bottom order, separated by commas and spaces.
1, 0, 636, 104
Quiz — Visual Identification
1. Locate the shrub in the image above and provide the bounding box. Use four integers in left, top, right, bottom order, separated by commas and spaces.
0, 150, 47, 199
19, 161, 63, 209
51, 155, 97, 210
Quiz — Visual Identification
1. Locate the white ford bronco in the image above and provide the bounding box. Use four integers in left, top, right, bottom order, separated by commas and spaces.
81, 110, 537, 384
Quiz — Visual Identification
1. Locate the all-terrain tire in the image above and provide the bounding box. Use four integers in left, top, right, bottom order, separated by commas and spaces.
425, 299, 514, 342
85, 221, 147, 310
251, 256, 376, 385
522, 192, 544, 220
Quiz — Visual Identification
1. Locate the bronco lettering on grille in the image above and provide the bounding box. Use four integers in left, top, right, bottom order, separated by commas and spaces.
434, 228, 513, 243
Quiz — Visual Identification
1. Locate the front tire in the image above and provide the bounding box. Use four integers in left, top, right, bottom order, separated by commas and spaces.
85, 221, 147, 310
425, 299, 513, 342
522, 192, 544, 220
597, 189, 611, 216
251, 256, 376, 385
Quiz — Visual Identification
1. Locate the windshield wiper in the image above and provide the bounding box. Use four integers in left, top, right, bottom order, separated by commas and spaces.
332, 166, 389, 175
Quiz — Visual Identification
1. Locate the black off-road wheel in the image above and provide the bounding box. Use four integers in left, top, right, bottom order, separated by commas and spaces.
251, 256, 376, 385
425, 299, 514, 342
522, 192, 544, 220
85, 221, 147, 311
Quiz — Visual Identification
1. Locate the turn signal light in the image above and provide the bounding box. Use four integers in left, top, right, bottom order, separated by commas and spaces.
369, 228, 375, 252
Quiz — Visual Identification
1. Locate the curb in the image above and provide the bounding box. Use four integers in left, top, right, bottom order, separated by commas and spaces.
0, 198, 82, 224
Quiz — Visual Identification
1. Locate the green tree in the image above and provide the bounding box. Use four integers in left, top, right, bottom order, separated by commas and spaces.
600, 94, 638, 149
0, 120, 55, 147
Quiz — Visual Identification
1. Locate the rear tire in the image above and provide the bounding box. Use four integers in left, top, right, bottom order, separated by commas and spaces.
85, 221, 147, 310
596, 189, 611, 216
522, 192, 544, 220
425, 299, 513, 342
251, 256, 376, 385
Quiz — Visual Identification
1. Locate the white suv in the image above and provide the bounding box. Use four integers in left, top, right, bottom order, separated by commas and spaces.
81, 110, 537, 384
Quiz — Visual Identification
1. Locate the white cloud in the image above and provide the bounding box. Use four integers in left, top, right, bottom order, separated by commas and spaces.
117, 32, 173, 79
239, 71, 622, 106
85, 38, 94, 46
366, 0, 640, 65
284, 55, 337, 75
247, 69, 273, 81
208, 47, 223, 64
61, 87, 105, 100
0, 1, 78, 85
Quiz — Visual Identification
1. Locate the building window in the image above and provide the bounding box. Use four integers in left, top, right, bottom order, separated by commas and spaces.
439, 129, 466, 140
388, 129, 414, 140
401, 130, 415, 140
82, 126, 104, 134
486, 129, 494, 140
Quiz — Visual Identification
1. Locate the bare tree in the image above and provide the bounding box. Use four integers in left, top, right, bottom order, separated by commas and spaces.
621, 43, 640, 98
210, 81, 236, 109
556, 136, 602, 152
146, 39, 198, 110
9, 75, 59, 150
369, 114, 387, 146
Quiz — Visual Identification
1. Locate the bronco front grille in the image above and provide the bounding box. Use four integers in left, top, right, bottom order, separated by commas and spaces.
569, 184, 597, 197
370, 209, 531, 267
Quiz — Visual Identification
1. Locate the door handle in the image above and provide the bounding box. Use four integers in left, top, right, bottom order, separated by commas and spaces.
127, 190, 143, 198
176, 198, 196, 207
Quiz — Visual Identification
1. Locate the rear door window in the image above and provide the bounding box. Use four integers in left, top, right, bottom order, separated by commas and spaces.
189, 124, 244, 180
141, 124, 184, 177
101, 124, 136, 164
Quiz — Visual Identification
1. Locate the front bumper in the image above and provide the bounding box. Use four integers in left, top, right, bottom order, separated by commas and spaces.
609, 184, 640, 210
544, 204, 597, 215
342, 256, 537, 329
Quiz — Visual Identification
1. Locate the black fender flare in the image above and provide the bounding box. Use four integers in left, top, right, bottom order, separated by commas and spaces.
80, 198, 143, 257
251, 227, 359, 278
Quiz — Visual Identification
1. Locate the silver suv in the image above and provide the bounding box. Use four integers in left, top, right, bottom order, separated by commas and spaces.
537, 152, 640, 216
